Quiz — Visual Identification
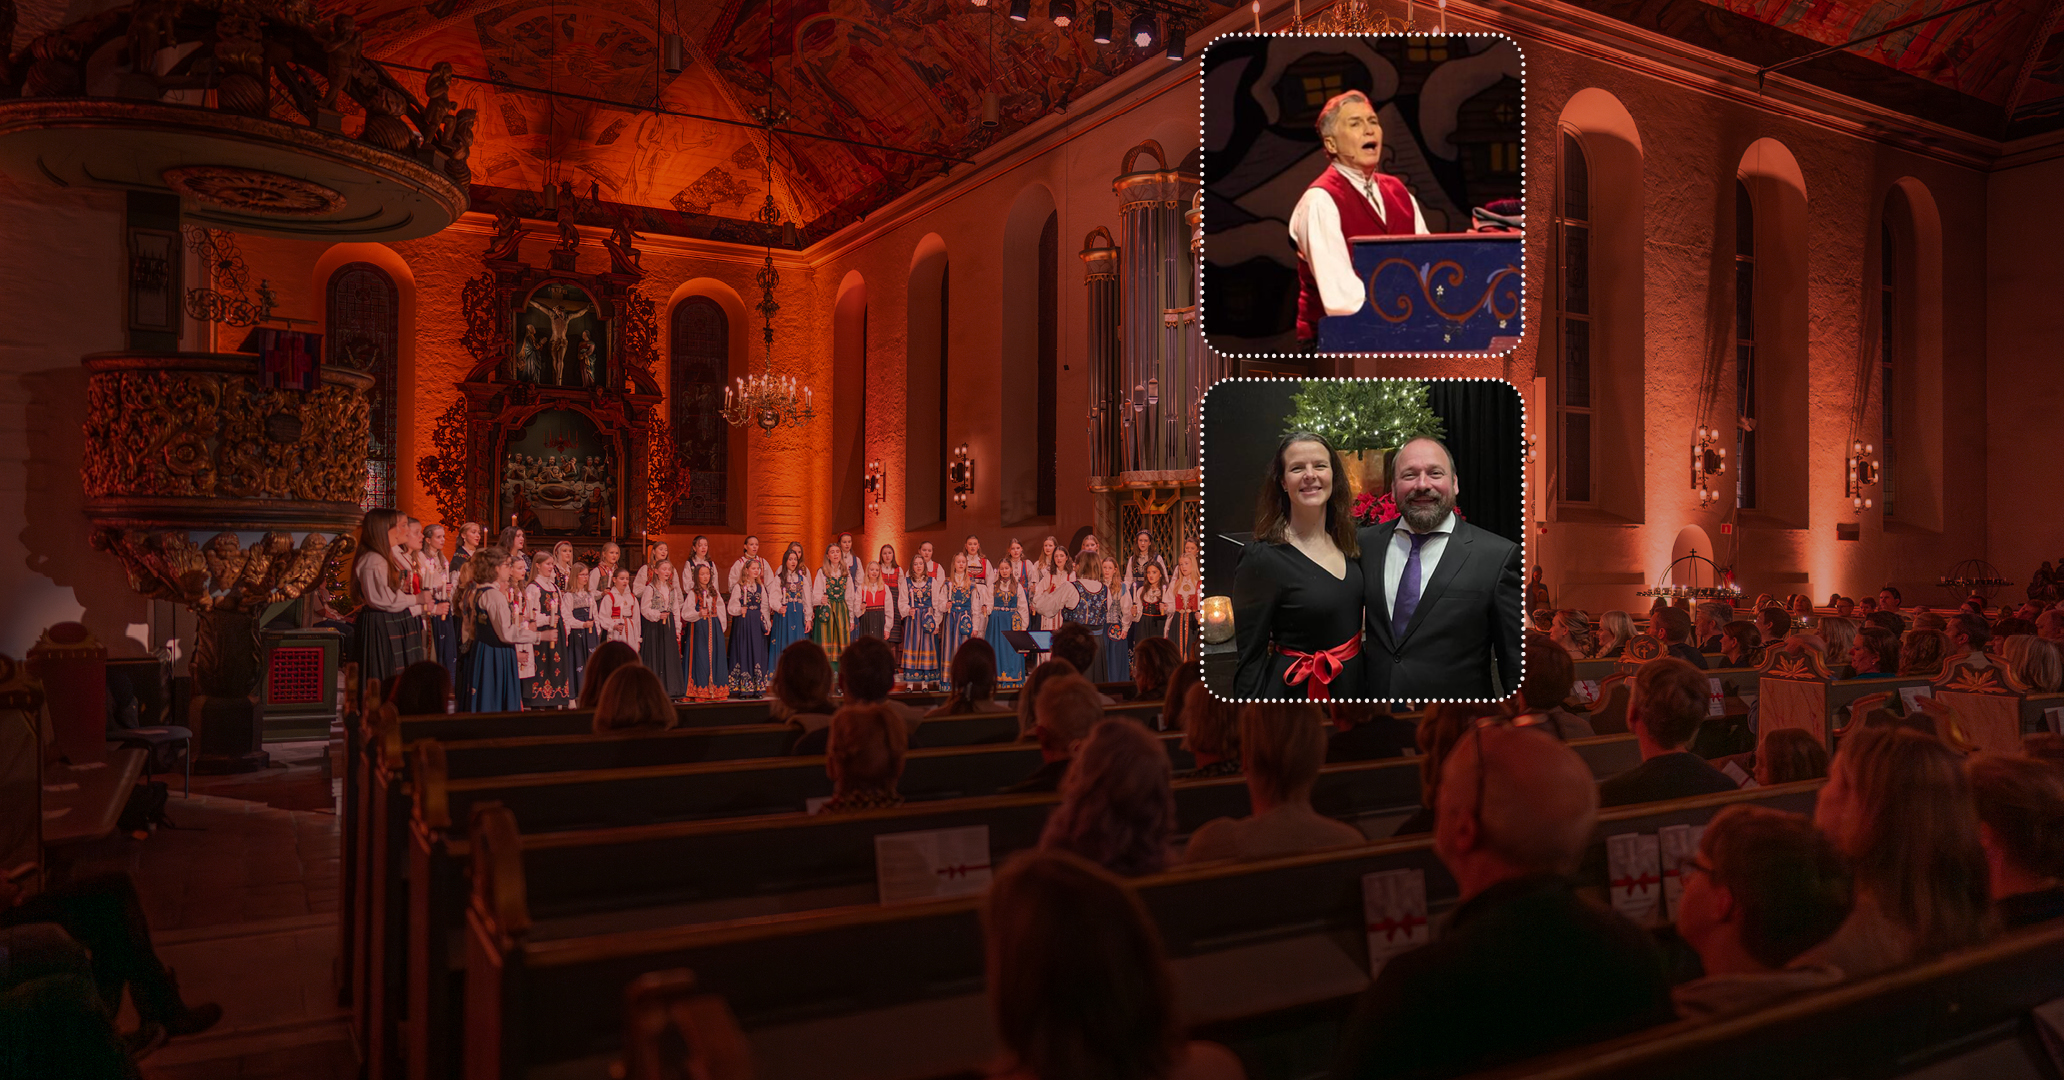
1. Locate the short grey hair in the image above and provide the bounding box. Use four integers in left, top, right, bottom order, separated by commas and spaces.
1315, 90, 1376, 142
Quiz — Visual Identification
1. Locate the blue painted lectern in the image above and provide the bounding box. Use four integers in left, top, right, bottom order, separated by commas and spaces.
1315, 232, 1523, 353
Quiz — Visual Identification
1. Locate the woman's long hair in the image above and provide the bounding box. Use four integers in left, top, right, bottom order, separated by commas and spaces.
939, 639, 998, 716
1830, 726, 1994, 960
457, 546, 508, 649
351, 508, 406, 601
1593, 610, 1633, 658
1018, 659, 1077, 739
577, 641, 642, 709
1252, 432, 1359, 558
1040, 720, 1176, 878
986, 850, 1180, 1080
770, 640, 837, 722
593, 665, 676, 733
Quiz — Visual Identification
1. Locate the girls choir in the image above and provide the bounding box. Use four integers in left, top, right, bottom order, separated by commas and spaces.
373, 525, 1198, 711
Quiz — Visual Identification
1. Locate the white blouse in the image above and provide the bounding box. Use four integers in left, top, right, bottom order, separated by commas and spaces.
475, 586, 538, 644
684, 588, 729, 631
355, 552, 423, 615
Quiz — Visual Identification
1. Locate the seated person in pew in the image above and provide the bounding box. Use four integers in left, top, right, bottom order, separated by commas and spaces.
1389, 702, 1510, 837
1128, 637, 1183, 710
927, 639, 1013, 719
1911, 610, 1947, 633
1964, 753, 2064, 929
1332, 725, 1673, 1080
1050, 623, 1118, 705
1756, 605, 1791, 649
0, 922, 152, 1073
575, 640, 640, 710
1652, 608, 1707, 670
1847, 627, 1899, 677
818, 703, 907, 813
1005, 674, 1106, 794
1671, 805, 1852, 1021
769, 640, 838, 753
1597, 659, 1738, 809
1016, 659, 1078, 741
986, 851, 1246, 1080
1815, 617, 1858, 672
1323, 701, 1418, 762
1799, 727, 1993, 979
1899, 628, 1950, 678
1865, 610, 1907, 639
1948, 613, 1995, 672
1719, 620, 1762, 669
1176, 684, 1242, 779
1509, 633, 1596, 741
389, 659, 451, 716
1594, 609, 1636, 660
1695, 602, 1733, 654
2004, 635, 2063, 692
593, 665, 677, 733
1753, 728, 1829, 787
1549, 608, 1596, 660
1038, 719, 1176, 877
1158, 661, 1204, 734
1184, 702, 1363, 864
2037, 609, 2064, 645
835, 636, 924, 728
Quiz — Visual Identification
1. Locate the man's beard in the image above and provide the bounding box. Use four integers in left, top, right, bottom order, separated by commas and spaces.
1399, 489, 1453, 532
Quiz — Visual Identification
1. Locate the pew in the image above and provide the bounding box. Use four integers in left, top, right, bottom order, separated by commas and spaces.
1752, 648, 1935, 752
1473, 921, 2064, 1080
461, 781, 1818, 1080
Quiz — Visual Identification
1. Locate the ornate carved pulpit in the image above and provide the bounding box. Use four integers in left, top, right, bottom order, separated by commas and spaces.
1316, 233, 1523, 353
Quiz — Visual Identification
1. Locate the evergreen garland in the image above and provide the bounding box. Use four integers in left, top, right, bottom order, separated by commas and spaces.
1284, 380, 1444, 453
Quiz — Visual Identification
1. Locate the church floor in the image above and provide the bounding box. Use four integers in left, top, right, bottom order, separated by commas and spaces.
55, 739, 359, 1077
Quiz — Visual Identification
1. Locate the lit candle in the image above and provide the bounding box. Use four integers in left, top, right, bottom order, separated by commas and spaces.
1252, 0, 1261, 31
1201, 595, 1235, 644
510, 513, 517, 527
610, 515, 617, 536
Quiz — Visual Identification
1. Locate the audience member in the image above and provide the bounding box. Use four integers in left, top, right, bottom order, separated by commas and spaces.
1899, 629, 1950, 677
2037, 609, 2064, 644
388, 660, 450, 716
2007, 636, 2063, 692
1006, 674, 1104, 794
1186, 704, 1364, 863
1756, 605, 1791, 646
1964, 753, 2064, 928
928, 639, 1009, 719
770, 640, 840, 752
1753, 728, 1829, 786
984, 851, 1245, 1080
1857, 595, 1879, 617
1016, 659, 1078, 740
1670, 805, 1851, 1020
1177, 684, 1243, 779
1129, 637, 1183, 707
1050, 624, 1113, 703
1595, 610, 1636, 659
1788, 594, 1817, 628
1158, 661, 1204, 734
1694, 602, 1733, 652
1331, 725, 1673, 1079
1817, 617, 1858, 670
837, 635, 923, 727
1652, 608, 1707, 669
1800, 726, 1992, 978
1597, 658, 1737, 808
1947, 613, 1992, 670
819, 703, 908, 813
0, 873, 220, 1046
1832, 594, 1855, 618
1325, 701, 1420, 762
1551, 609, 1596, 659
1039, 720, 1176, 876
592, 665, 677, 733
1513, 633, 1594, 740
1719, 621, 1762, 668
1878, 586, 1904, 615
1911, 610, 1947, 633
575, 640, 641, 710
1389, 702, 1509, 837
1865, 610, 1906, 638
1848, 627, 1899, 677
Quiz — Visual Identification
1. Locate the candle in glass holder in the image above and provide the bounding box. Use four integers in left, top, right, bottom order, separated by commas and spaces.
1201, 595, 1235, 644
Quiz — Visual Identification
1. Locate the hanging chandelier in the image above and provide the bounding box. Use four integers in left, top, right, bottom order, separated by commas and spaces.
721, 53, 814, 433
1288, 0, 1417, 33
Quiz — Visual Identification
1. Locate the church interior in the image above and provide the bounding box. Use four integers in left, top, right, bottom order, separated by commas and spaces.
5, 0, 2064, 1075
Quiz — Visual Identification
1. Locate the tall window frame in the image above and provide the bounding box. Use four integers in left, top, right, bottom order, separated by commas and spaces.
327, 263, 399, 510
669, 297, 729, 527
1879, 216, 1896, 518
1735, 179, 1757, 511
1554, 130, 1594, 506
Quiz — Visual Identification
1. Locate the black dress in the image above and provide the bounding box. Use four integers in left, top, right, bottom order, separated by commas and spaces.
1231, 540, 1367, 700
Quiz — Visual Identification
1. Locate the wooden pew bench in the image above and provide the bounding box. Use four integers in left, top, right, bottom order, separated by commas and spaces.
462, 782, 1818, 1080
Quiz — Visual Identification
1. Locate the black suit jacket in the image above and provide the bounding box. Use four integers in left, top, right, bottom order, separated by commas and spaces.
1357, 518, 1522, 700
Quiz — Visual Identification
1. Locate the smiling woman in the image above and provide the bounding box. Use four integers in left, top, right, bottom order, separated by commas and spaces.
1228, 430, 1368, 701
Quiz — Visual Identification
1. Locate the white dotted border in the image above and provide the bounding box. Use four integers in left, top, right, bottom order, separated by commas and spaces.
1197, 374, 1530, 704
1194, 31, 1530, 362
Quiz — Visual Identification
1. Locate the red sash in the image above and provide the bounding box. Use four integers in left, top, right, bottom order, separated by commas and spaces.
1278, 634, 1363, 701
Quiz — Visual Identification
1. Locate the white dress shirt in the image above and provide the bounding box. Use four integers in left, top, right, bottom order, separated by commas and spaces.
1382, 512, 1457, 622
1287, 162, 1432, 318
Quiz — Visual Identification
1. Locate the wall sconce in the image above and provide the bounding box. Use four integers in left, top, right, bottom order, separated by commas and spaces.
949, 444, 974, 510
1522, 434, 1538, 465
1846, 440, 1879, 512
863, 459, 886, 514
1691, 424, 1727, 507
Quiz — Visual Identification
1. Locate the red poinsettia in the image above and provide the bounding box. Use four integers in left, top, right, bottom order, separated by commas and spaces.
1352, 492, 1465, 527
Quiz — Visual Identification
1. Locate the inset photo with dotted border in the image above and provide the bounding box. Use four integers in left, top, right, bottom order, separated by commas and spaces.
1199, 377, 1525, 704
1200, 34, 1525, 363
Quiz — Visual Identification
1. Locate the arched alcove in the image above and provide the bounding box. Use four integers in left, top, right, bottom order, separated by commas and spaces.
999, 184, 1058, 526
907, 234, 949, 528
314, 243, 416, 512
1736, 137, 1809, 530
1880, 177, 1944, 533
833, 271, 868, 533
1670, 525, 1715, 587
663, 278, 752, 531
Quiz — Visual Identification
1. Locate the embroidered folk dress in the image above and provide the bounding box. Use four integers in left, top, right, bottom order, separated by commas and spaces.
728, 581, 774, 697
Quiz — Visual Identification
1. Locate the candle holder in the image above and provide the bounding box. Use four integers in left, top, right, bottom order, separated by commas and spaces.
863, 460, 886, 514
1845, 439, 1880, 513
949, 445, 975, 510
1201, 595, 1235, 644
1690, 425, 1727, 508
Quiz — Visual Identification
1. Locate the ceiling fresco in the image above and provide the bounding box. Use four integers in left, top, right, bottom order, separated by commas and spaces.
321, 0, 2060, 249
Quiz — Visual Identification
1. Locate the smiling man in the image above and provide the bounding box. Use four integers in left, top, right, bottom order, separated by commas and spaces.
1356, 436, 1521, 700
1287, 90, 1430, 347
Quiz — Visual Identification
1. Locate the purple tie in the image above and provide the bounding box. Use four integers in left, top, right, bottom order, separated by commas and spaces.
1392, 532, 1433, 641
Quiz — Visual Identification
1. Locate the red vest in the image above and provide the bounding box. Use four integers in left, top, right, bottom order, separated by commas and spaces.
1296, 166, 1416, 341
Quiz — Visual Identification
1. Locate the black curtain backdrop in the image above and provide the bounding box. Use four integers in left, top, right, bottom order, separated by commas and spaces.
1201, 380, 1525, 598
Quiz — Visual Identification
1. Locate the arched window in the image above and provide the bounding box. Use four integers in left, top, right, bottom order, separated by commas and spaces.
1002, 188, 1059, 525
1879, 178, 1943, 531
1879, 214, 1895, 518
1735, 179, 1756, 510
907, 237, 950, 526
1555, 131, 1592, 505
670, 297, 728, 526
327, 263, 398, 510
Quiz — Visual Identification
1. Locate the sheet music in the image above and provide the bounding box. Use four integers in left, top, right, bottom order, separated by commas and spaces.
1361, 867, 1431, 977
1607, 832, 1663, 924
1658, 824, 1705, 921
875, 825, 992, 904
1573, 680, 1601, 706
